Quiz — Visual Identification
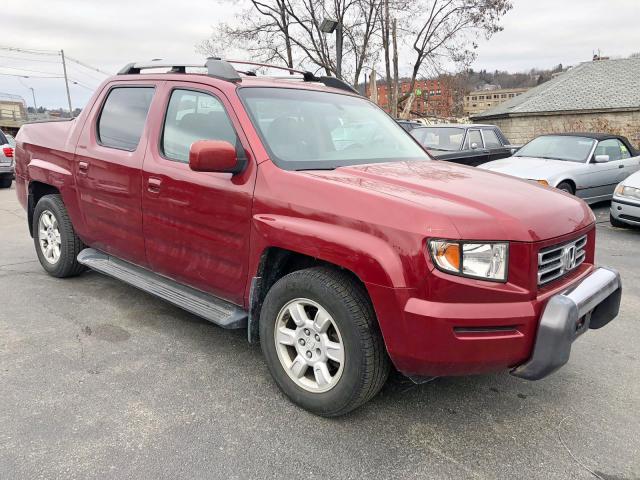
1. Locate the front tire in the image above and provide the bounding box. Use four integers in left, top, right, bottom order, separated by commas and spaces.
260, 267, 390, 417
610, 213, 628, 228
556, 181, 574, 194
33, 194, 86, 278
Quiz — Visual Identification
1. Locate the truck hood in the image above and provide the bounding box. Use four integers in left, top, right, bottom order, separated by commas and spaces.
479, 156, 581, 181
305, 160, 594, 242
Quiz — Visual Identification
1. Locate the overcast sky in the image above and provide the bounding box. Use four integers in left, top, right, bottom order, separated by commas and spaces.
1, 0, 638, 109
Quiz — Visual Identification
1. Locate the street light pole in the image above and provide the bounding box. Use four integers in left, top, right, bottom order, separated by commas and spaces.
60, 49, 73, 117
335, 23, 343, 79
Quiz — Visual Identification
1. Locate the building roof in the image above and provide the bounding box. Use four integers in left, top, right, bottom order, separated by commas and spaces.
472, 57, 640, 119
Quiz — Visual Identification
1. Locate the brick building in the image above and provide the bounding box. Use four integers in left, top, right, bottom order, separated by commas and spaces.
366, 78, 454, 118
471, 57, 640, 148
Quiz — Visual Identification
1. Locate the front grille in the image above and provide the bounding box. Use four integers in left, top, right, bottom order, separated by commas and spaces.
537, 235, 587, 286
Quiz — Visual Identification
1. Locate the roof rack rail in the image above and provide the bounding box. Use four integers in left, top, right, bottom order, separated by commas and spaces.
117, 58, 359, 94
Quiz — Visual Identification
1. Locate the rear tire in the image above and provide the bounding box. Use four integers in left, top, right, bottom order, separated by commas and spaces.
0, 177, 12, 189
260, 267, 390, 417
610, 213, 628, 228
33, 194, 86, 278
556, 181, 574, 195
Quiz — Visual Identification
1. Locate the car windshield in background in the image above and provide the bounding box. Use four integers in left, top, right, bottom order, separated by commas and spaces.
239, 87, 429, 170
514, 135, 596, 162
410, 127, 465, 151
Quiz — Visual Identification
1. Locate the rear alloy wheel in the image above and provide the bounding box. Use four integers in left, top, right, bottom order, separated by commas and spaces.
556, 181, 574, 195
260, 267, 390, 417
33, 194, 86, 278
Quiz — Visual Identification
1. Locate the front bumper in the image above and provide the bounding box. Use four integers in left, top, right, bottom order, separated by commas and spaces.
611, 198, 640, 226
511, 267, 621, 380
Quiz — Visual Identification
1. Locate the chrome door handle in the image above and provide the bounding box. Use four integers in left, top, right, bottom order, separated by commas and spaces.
78, 161, 89, 173
147, 177, 162, 193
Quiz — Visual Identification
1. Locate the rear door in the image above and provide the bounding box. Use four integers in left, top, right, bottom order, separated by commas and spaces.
141, 82, 256, 306
481, 128, 511, 161
75, 82, 157, 265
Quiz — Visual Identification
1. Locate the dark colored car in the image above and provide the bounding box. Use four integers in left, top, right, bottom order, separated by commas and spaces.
14, 59, 621, 417
410, 124, 518, 166
396, 119, 423, 132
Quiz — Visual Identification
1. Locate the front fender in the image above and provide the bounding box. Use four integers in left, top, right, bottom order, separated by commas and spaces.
251, 214, 408, 288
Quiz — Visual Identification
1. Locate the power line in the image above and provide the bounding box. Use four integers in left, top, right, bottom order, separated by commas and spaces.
0, 65, 61, 76
64, 55, 110, 76
0, 72, 63, 79
0, 45, 60, 56
0, 54, 60, 63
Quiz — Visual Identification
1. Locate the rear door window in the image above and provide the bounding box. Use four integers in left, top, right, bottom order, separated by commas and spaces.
97, 87, 155, 151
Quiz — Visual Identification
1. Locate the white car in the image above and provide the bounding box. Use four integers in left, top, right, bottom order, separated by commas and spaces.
611, 170, 640, 228
480, 133, 640, 204
0, 129, 15, 189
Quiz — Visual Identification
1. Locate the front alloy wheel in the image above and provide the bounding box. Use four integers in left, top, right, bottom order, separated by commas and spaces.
260, 267, 390, 417
274, 298, 345, 393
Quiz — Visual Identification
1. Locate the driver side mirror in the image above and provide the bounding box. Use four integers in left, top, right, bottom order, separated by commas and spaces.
189, 140, 245, 174
594, 154, 610, 163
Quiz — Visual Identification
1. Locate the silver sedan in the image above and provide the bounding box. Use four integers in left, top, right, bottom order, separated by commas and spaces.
479, 134, 640, 204
611, 170, 640, 228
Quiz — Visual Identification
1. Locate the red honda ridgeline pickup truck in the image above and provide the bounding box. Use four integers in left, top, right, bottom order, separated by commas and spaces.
14, 59, 621, 416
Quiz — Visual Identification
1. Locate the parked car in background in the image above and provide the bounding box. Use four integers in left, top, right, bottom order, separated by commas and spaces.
396, 119, 423, 132
409, 124, 517, 166
0, 128, 15, 188
13, 59, 622, 417
611, 170, 640, 228
480, 133, 640, 203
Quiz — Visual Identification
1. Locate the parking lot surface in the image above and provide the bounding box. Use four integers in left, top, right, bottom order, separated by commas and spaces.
0, 184, 639, 480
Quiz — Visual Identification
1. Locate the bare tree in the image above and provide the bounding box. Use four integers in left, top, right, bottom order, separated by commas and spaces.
396, 0, 512, 115
199, 0, 382, 87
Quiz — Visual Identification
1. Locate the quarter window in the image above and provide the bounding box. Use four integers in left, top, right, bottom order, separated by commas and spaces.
97, 87, 154, 150
162, 89, 237, 163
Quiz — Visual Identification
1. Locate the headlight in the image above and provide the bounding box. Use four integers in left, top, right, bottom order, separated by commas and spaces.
615, 184, 640, 200
429, 240, 508, 282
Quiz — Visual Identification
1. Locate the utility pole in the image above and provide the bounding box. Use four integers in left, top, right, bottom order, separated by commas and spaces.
29, 87, 37, 112
60, 49, 73, 117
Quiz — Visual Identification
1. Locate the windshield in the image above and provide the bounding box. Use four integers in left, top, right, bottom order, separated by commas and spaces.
410, 127, 465, 151
239, 87, 429, 170
514, 135, 596, 162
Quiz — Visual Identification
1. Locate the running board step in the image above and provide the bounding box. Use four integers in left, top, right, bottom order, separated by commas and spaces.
77, 248, 247, 329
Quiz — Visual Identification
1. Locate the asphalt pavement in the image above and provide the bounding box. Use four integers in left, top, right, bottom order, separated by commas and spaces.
0, 184, 638, 480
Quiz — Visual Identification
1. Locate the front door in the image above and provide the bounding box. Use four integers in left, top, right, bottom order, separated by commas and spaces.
141, 82, 256, 306
583, 139, 636, 200
481, 128, 511, 161
75, 82, 157, 266
462, 129, 490, 166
